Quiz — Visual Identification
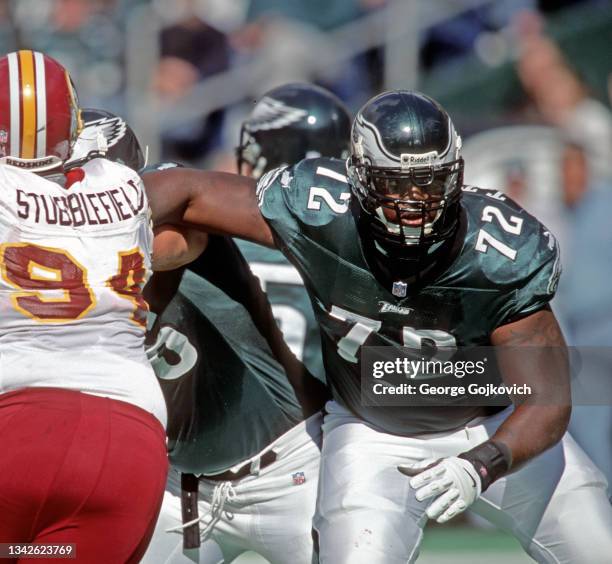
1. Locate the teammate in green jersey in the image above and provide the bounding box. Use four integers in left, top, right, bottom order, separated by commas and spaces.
235, 83, 351, 381
142, 165, 327, 564
143, 219, 327, 564
80, 109, 330, 563
143, 90, 612, 563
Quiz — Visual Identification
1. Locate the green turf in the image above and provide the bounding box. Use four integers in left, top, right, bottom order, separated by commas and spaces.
421, 526, 525, 553
233, 526, 531, 564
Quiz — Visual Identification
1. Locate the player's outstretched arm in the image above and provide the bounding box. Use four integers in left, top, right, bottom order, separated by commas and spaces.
142, 168, 276, 247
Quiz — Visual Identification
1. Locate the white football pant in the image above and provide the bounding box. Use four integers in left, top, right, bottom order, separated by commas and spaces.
143, 412, 322, 564
314, 401, 612, 564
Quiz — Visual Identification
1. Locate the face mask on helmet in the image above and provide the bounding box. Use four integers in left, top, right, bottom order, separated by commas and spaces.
348, 91, 464, 251
236, 125, 267, 179
0, 50, 82, 173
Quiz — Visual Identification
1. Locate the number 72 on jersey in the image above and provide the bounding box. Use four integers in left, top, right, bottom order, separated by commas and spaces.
330, 305, 456, 364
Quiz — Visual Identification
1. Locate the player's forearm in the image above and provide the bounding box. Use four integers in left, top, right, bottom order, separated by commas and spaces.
233, 252, 329, 416
464, 306, 571, 482
489, 403, 571, 470
256, 297, 329, 416
276, 347, 329, 418
145, 168, 276, 246
454, 395, 570, 495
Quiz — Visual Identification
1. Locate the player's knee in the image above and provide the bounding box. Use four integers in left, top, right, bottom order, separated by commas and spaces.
316, 512, 422, 564
528, 495, 612, 564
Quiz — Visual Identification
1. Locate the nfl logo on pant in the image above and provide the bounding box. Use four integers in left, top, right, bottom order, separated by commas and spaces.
292, 472, 306, 485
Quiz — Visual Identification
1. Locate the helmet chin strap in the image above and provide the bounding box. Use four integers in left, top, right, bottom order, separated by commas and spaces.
373, 234, 444, 262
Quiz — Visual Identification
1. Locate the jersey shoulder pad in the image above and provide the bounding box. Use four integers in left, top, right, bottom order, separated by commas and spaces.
0, 166, 47, 208
84, 159, 149, 222
461, 186, 561, 318
257, 157, 352, 234
83, 157, 142, 186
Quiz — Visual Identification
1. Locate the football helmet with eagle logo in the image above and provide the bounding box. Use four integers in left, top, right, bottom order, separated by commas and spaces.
236, 83, 351, 179
348, 91, 464, 252
67, 108, 146, 171
0, 50, 82, 173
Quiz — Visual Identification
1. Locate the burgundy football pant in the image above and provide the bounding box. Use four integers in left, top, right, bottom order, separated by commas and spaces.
0, 387, 168, 563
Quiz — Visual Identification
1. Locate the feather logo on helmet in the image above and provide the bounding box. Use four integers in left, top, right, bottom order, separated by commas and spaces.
82, 115, 127, 148
246, 97, 308, 132
67, 114, 130, 168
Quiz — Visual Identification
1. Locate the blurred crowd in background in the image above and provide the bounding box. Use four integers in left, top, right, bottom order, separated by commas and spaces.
0, 1, 610, 165
0, 0, 611, 525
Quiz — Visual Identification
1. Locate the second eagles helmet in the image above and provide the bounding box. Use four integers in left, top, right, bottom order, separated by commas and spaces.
237, 83, 351, 179
67, 108, 146, 171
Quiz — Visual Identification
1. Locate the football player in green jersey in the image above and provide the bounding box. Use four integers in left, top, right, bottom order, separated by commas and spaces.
235, 83, 351, 381
142, 166, 329, 564
143, 91, 612, 563
144, 85, 350, 563
81, 111, 328, 563
143, 218, 327, 564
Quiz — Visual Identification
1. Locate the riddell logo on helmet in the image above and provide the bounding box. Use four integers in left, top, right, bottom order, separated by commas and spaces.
400, 152, 436, 167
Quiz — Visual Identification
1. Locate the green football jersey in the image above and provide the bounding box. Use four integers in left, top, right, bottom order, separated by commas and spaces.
146, 235, 303, 475
236, 240, 325, 382
257, 158, 561, 435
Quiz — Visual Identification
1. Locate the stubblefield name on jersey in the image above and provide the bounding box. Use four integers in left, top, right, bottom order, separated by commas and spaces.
258, 157, 560, 435
15, 179, 145, 226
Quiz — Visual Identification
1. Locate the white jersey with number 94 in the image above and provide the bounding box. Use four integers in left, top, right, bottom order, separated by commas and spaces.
0, 158, 166, 426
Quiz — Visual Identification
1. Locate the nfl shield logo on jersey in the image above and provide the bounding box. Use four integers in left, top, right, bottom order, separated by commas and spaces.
292, 472, 306, 485
392, 281, 407, 297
